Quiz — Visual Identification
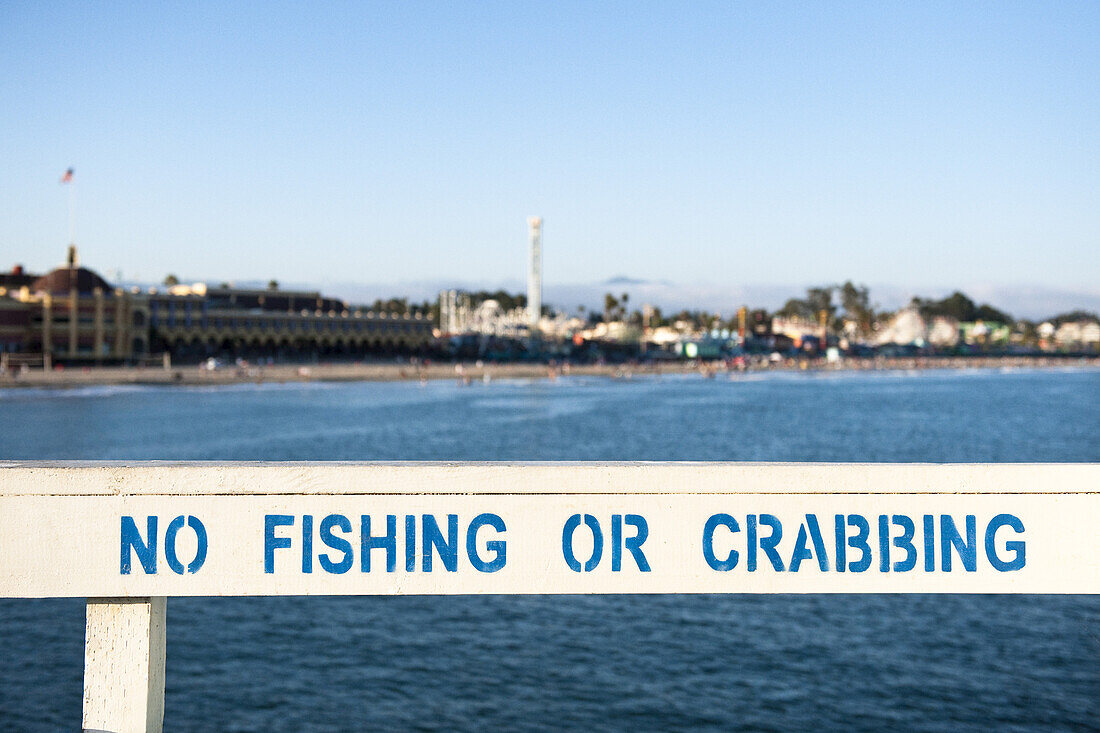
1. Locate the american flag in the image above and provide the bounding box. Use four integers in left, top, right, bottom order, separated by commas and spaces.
60, 167, 74, 184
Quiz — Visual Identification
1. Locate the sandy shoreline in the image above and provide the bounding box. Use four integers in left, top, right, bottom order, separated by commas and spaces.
0, 356, 1096, 390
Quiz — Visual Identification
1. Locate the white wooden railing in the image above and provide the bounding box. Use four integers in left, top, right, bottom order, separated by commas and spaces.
1, 462, 1096, 732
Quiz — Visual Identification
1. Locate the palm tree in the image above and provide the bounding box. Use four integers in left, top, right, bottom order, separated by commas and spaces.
604, 293, 619, 322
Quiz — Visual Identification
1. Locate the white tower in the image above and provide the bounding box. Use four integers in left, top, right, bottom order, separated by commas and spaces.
527, 216, 542, 331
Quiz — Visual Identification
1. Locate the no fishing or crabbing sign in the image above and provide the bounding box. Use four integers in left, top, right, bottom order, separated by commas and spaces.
0, 462, 1097, 597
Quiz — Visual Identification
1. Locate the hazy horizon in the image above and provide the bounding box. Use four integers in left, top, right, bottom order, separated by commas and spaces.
74, 263, 1099, 321
299, 278, 1100, 321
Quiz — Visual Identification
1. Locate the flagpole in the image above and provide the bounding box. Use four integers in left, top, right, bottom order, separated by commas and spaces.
68, 177, 75, 246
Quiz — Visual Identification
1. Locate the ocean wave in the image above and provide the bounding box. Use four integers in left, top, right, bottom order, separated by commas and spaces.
0, 384, 159, 400
0, 379, 343, 400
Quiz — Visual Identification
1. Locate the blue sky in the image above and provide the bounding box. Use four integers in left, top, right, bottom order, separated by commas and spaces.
1, 2, 1097, 310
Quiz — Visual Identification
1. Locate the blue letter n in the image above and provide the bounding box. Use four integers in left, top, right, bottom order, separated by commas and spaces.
121, 516, 157, 574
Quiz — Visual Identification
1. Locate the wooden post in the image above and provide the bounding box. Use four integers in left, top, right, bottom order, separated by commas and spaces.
82, 597, 167, 733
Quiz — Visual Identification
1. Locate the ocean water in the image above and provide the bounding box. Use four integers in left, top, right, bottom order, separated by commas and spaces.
0, 367, 1097, 730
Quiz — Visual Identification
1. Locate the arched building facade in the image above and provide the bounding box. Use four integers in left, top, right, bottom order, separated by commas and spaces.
147, 288, 433, 361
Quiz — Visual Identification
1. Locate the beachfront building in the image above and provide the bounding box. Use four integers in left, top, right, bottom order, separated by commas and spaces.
0, 248, 146, 366
146, 282, 433, 361
0, 249, 434, 364
958, 320, 1011, 346
1044, 318, 1100, 350
771, 314, 822, 349
874, 307, 962, 348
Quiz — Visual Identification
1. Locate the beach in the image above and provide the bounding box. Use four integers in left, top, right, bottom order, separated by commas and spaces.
0, 355, 1096, 390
